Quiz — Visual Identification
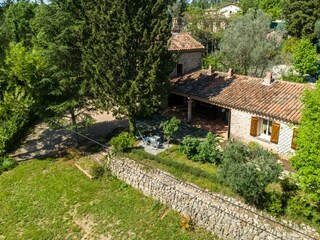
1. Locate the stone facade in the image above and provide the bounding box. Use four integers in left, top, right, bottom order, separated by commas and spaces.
171, 52, 203, 77
230, 109, 295, 158
108, 157, 318, 240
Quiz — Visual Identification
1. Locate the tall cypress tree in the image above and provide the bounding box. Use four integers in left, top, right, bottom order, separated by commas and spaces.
82, 0, 175, 134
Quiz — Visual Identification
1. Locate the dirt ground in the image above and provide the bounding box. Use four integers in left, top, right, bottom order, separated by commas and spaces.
11, 112, 128, 161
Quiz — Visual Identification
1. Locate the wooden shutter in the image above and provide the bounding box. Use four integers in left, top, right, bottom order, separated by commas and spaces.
250, 117, 259, 137
270, 122, 280, 144
291, 128, 298, 150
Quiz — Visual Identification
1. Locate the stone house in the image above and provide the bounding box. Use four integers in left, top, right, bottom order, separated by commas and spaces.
169, 68, 309, 158
169, 22, 205, 77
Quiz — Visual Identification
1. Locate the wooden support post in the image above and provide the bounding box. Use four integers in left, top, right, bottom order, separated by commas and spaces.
187, 97, 192, 123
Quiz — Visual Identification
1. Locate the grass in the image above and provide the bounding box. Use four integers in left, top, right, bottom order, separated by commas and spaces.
124, 146, 239, 199
0, 159, 217, 240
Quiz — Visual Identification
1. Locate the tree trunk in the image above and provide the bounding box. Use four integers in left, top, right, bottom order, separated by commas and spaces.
128, 115, 136, 136
70, 110, 79, 147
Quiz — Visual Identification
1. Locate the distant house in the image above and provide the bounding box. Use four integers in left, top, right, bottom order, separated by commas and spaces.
169, 69, 308, 158
204, 3, 241, 32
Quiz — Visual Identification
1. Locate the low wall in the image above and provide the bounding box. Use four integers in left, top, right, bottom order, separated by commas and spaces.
108, 158, 319, 240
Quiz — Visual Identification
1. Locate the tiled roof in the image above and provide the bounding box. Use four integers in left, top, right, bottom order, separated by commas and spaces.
171, 70, 311, 124
169, 33, 206, 52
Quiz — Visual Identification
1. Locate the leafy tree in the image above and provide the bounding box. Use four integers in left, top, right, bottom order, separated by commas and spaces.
293, 39, 318, 75
184, 7, 228, 53
219, 9, 281, 76
238, 0, 259, 14
218, 142, 282, 204
110, 132, 135, 152
31, 0, 97, 145
0, 42, 47, 105
259, 0, 284, 20
283, 0, 320, 40
291, 81, 320, 203
83, 0, 176, 134
0, 87, 33, 155
160, 117, 181, 147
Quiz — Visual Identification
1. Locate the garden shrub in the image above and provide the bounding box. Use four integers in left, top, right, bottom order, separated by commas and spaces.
192, 132, 220, 164
263, 183, 285, 217
110, 132, 135, 152
0, 157, 17, 174
287, 191, 320, 225
179, 136, 200, 159
180, 132, 220, 164
217, 142, 282, 204
90, 164, 105, 179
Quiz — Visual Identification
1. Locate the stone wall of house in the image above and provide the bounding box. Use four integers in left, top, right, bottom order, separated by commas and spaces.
171, 51, 203, 77
230, 109, 295, 158
108, 157, 318, 240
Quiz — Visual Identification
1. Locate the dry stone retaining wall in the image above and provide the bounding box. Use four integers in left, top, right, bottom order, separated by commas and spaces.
108, 157, 319, 240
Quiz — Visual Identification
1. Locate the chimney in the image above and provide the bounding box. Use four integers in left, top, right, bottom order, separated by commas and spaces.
263, 72, 274, 85
208, 66, 213, 75
227, 68, 233, 78
171, 17, 181, 35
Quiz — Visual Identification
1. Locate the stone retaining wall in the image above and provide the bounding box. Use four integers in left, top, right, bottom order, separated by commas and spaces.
108, 157, 319, 240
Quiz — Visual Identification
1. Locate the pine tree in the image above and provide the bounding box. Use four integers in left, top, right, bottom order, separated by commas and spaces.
82, 0, 176, 134
31, 0, 96, 145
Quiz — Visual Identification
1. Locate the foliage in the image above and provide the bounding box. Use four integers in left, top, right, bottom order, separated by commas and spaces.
0, 156, 17, 174
110, 132, 135, 153
31, 0, 97, 144
90, 164, 105, 179
192, 132, 220, 163
281, 37, 299, 64
160, 117, 181, 146
217, 142, 282, 204
291, 81, 320, 203
0, 87, 33, 155
184, 7, 228, 53
219, 9, 281, 76
287, 191, 320, 225
203, 53, 225, 71
0, 1, 37, 48
263, 183, 285, 217
180, 133, 220, 164
281, 71, 305, 83
293, 39, 318, 75
180, 136, 200, 159
283, 0, 320, 40
83, 0, 176, 135
258, 0, 284, 20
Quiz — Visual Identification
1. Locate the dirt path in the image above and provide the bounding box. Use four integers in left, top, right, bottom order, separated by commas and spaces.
11, 112, 128, 161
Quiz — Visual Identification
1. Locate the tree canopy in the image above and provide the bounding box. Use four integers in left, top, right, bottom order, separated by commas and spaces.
283, 0, 320, 40
219, 9, 281, 76
83, 0, 176, 134
291, 82, 320, 203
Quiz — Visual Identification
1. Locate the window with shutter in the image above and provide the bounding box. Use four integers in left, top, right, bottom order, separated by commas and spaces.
270, 122, 280, 144
250, 117, 259, 137
291, 128, 298, 150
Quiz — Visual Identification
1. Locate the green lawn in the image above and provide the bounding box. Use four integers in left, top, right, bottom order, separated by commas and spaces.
125, 146, 239, 199
0, 159, 217, 240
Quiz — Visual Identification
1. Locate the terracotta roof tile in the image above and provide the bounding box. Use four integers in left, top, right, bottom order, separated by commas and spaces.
171, 70, 311, 124
169, 32, 206, 52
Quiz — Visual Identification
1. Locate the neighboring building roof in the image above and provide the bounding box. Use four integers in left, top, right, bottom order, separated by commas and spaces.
171, 70, 310, 124
169, 32, 206, 52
